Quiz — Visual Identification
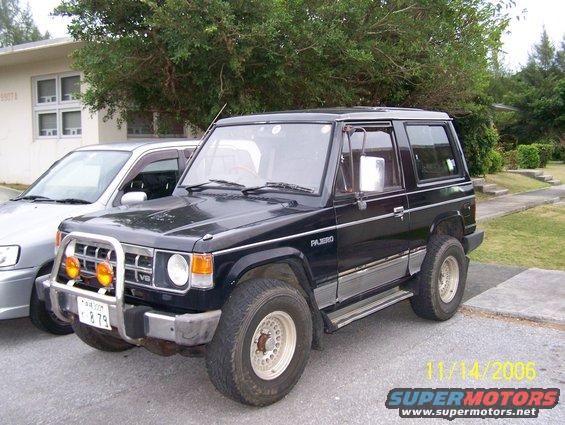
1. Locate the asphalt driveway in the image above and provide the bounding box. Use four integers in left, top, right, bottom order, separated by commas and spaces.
0, 263, 563, 424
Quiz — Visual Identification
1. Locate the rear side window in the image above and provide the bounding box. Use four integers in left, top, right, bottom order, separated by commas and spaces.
407, 125, 459, 181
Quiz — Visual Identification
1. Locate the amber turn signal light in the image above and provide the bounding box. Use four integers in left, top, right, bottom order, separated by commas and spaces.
96, 261, 114, 287
65, 256, 81, 279
191, 254, 213, 275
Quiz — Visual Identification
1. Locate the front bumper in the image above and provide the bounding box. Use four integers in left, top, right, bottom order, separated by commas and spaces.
0, 267, 37, 320
39, 232, 221, 347
463, 230, 484, 253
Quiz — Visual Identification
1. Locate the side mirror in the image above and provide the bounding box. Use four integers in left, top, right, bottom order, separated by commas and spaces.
359, 156, 385, 193
121, 191, 147, 206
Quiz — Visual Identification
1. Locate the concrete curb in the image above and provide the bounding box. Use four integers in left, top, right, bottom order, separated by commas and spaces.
464, 268, 565, 326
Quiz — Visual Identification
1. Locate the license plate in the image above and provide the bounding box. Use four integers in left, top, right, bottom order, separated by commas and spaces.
77, 297, 111, 330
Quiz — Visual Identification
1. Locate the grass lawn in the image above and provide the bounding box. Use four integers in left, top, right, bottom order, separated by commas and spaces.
470, 203, 565, 270
0, 182, 28, 191
545, 161, 565, 182
485, 172, 549, 194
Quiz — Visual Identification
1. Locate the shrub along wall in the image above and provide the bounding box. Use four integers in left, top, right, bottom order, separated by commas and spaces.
517, 145, 541, 169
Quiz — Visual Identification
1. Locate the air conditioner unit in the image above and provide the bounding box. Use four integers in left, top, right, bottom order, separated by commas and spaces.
39, 95, 56, 103
65, 127, 82, 136
40, 129, 57, 136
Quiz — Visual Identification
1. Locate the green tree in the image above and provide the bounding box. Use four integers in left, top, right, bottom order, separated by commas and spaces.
55, 0, 510, 134
495, 29, 565, 149
0, 0, 50, 47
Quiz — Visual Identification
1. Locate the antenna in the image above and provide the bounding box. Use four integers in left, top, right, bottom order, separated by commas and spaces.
203, 103, 227, 138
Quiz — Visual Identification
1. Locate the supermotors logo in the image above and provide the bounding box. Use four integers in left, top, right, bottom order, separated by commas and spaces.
385, 388, 560, 420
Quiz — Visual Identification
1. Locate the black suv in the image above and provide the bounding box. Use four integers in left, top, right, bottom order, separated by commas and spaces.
39, 108, 483, 406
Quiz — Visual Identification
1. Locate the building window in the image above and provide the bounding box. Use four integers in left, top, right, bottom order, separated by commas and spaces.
37, 79, 56, 103
62, 110, 82, 135
38, 112, 57, 136
127, 112, 154, 136
33, 73, 82, 139
61, 75, 80, 101
127, 112, 186, 138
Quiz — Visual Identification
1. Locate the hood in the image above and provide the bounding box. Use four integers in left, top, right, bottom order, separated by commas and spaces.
61, 193, 315, 252
0, 200, 95, 244
0, 200, 100, 269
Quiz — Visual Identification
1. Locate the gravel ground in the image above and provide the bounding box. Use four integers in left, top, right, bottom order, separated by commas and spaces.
0, 299, 563, 425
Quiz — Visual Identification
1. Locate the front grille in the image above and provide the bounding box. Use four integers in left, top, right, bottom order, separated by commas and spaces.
66, 241, 154, 288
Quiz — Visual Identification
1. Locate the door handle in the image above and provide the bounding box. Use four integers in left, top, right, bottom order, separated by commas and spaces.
393, 206, 405, 219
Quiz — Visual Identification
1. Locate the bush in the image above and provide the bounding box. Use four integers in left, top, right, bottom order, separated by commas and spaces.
552, 145, 565, 161
486, 149, 504, 173
457, 116, 500, 176
517, 145, 541, 169
532, 143, 554, 167
503, 150, 519, 170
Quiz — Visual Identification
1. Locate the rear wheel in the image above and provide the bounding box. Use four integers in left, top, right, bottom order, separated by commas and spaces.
205, 279, 312, 406
72, 321, 134, 352
410, 235, 467, 321
29, 287, 73, 335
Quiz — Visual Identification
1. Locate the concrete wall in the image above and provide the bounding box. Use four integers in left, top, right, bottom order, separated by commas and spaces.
0, 57, 123, 184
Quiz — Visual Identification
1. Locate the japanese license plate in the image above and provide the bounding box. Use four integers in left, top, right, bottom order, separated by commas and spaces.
77, 297, 111, 330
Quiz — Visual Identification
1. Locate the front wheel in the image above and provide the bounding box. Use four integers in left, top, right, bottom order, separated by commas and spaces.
29, 287, 73, 335
205, 279, 312, 406
410, 235, 468, 321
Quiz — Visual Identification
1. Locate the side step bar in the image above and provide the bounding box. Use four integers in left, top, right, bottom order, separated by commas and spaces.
327, 288, 413, 329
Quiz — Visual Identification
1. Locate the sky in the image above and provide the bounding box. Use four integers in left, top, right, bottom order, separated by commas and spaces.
25, 0, 565, 71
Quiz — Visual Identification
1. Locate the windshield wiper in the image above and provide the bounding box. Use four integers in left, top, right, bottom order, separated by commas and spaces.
185, 179, 245, 192
242, 182, 314, 195
54, 198, 91, 204
12, 195, 53, 202
11, 195, 90, 204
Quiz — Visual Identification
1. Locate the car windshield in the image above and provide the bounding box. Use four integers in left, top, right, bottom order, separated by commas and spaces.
181, 123, 333, 194
21, 150, 131, 203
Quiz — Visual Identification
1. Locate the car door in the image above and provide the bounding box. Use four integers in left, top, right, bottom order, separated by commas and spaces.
333, 123, 410, 302
113, 149, 182, 206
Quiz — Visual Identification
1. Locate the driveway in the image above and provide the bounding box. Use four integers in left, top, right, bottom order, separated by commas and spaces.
0, 263, 563, 424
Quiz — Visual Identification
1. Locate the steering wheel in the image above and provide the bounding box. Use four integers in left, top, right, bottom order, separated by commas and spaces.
228, 165, 259, 179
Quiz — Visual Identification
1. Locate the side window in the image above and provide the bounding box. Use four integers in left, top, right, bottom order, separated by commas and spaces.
407, 125, 459, 181
123, 158, 180, 200
336, 127, 401, 194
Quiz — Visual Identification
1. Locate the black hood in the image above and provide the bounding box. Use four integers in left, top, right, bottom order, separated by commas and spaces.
61, 193, 319, 252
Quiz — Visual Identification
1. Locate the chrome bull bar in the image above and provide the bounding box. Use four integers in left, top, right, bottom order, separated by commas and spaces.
50, 231, 141, 345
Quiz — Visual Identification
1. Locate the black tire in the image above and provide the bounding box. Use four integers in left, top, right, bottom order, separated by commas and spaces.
72, 321, 134, 352
205, 279, 312, 406
410, 235, 468, 321
29, 287, 73, 335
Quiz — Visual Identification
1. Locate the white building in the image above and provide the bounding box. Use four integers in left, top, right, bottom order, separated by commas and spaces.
0, 37, 191, 184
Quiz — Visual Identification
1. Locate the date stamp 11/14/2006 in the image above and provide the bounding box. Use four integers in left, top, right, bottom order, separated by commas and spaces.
426, 361, 538, 382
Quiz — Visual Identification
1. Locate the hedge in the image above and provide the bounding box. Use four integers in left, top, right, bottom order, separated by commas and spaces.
532, 143, 554, 167
486, 150, 504, 173
517, 145, 541, 169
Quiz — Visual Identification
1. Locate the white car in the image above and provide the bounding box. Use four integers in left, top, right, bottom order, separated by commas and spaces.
0, 139, 198, 334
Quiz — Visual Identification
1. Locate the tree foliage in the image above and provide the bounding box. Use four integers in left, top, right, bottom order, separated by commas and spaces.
0, 0, 49, 47
494, 29, 565, 148
55, 0, 510, 131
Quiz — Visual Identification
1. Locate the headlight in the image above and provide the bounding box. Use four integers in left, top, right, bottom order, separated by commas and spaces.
167, 254, 189, 287
0, 246, 20, 267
